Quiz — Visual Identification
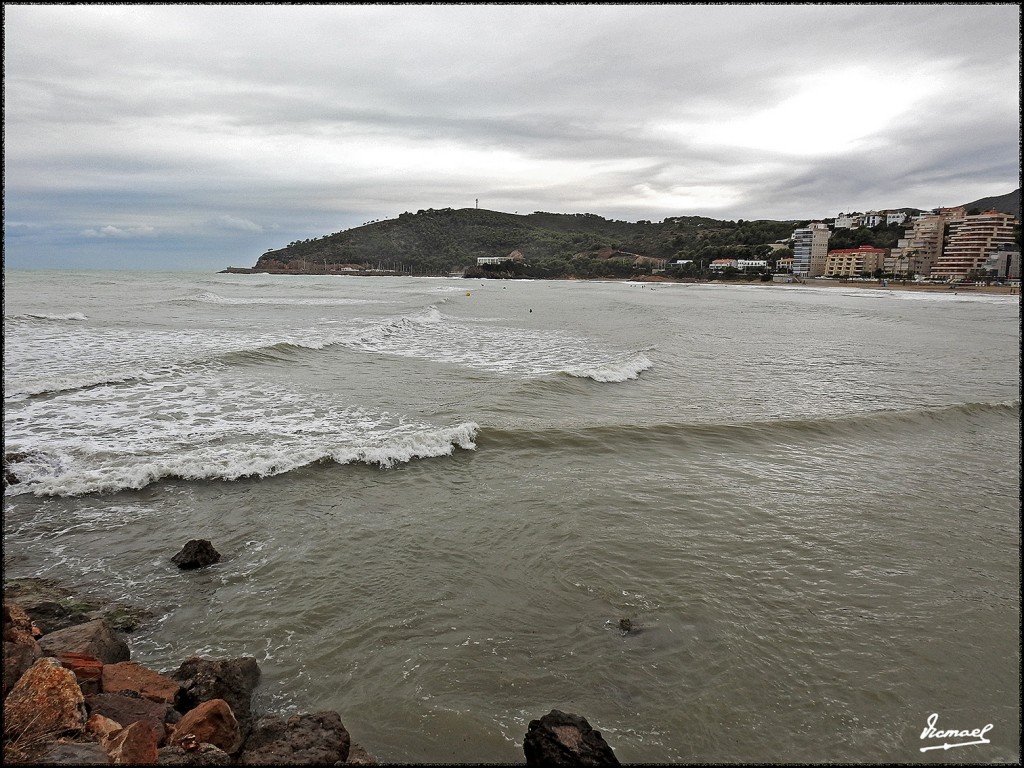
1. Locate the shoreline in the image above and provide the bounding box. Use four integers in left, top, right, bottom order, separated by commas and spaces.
792, 278, 1018, 295
221, 268, 1019, 295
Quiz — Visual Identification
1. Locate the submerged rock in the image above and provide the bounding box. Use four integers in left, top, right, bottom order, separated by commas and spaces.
523, 709, 620, 766
171, 540, 221, 570
3, 451, 32, 487
616, 617, 643, 636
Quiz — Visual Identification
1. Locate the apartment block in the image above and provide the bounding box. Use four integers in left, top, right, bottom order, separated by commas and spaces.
932, 210, 1018, 280
887, 206, 965, 277
824, 245, 888, 277
791, 222, 830, 276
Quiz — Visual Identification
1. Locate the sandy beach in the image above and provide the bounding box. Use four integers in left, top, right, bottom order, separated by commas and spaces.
799, 278, 1019, 295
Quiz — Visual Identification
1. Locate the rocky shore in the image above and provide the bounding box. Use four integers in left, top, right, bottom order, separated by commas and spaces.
3, 549, 621, 766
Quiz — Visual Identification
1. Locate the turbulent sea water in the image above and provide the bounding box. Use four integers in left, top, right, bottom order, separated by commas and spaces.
3, 270, 1020, 763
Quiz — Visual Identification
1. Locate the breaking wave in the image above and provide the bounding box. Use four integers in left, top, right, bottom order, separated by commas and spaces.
341, 306, 652, 382
181, 291, 390, 307
6, 312, 88, 323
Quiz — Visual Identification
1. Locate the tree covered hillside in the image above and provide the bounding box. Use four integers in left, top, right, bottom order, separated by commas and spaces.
253, 207, 806, 276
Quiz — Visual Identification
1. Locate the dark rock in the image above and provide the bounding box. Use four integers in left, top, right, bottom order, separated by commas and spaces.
347, 742, 378, 764
171, 540, 221, 569
171, 656, 260, 740
34, 741, 113, 764
156, 743, 233, 765
4, 577, 78, 606
25, 600, 93, 634
4, 639, 42, 699
4, 579, 151, 634
524, 709, 620, 766
85, 692, 174, 744
238, 711, 350, 765
38, 619, 130, 664
617, 618, 642, 636
4, 451, 32, 486
100, 605, 155, 633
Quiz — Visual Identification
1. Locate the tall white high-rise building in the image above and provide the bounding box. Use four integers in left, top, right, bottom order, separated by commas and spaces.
791, 223, 830, 277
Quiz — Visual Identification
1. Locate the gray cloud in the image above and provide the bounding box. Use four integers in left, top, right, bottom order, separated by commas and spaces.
4, 4, 1019, 270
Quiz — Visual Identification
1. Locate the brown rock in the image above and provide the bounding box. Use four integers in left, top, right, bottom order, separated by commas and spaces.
87, 712, 125, 743
5, 657, 88, 742
3, 600, 36, 645
238, 711, 350, 765
105, 720, 160, 765
3, 638, 42, 699
523, 709, 620, 766
59, 652, 105, 695
85, 692, 171, 744
347, 742, 378, 764
38, 619, 130, 664
170, 698, 241, 755
102, 661, 181, 704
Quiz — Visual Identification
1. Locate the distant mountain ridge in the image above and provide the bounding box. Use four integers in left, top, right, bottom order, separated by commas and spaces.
957, 187, 1020, 215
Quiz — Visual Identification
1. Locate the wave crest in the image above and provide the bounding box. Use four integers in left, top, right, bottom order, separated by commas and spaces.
5, 421, 479, 498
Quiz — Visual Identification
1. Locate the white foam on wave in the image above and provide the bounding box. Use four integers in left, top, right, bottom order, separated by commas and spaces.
7, 312, 88, 322
188, 291, 390, 307
3, 321, 349, 399
564, 351, 654, 382
4, 372, 478, 497
343, 307, 653, 382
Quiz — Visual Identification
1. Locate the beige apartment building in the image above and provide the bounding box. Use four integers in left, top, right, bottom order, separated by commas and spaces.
932, 210, 1019, 280
886, 206, 966, 277
824, 245, 888, 277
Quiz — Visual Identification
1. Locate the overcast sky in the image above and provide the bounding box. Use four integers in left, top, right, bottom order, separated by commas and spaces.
4, 4, 1020, 271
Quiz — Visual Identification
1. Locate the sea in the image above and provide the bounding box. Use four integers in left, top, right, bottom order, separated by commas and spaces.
3, 269, 1020, 763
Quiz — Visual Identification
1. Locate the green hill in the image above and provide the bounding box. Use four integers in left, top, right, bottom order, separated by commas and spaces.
958, 188, 1020, 216
252, 207, 806, 278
